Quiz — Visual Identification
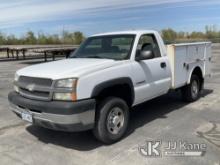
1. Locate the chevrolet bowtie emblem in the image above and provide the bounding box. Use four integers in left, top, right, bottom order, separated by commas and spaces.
26, 84, 35, 92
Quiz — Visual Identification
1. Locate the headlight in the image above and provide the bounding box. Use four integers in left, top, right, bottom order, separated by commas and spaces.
55, 78, 77, 88
53, 78, 77, 101
53, 93, 74, 101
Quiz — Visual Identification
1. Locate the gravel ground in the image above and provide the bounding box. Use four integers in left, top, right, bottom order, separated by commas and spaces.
0, 45, 220, 165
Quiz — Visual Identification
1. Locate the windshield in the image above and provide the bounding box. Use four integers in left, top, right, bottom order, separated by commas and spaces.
69, 35, 135, 60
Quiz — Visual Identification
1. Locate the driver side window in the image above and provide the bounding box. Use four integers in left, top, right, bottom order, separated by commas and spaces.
137, 34, 161, 58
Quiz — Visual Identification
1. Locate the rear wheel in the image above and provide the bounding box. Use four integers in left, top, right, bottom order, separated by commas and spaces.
181, 75, 201, 102
93, 97, 129, 144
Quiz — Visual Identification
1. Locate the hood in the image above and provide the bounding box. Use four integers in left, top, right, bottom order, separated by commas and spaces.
17, 58, 122, 80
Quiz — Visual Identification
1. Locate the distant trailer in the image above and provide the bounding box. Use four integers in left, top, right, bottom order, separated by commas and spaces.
0, 46, 10, 58
32, 47, 78, 61
0, 45, 78, 61
8, 47, 28, 60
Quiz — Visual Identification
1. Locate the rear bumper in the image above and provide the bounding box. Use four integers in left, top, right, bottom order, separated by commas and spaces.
8, 92, 96, 132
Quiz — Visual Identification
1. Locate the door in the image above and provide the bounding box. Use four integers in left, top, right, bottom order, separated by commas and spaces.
204, 43, 212, 76
132, 34, 171, 105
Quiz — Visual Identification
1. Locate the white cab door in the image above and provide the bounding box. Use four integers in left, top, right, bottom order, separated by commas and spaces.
132, 34, 171, 105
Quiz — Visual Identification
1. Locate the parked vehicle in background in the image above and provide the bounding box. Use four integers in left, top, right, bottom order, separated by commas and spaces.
8, 30, 212, 144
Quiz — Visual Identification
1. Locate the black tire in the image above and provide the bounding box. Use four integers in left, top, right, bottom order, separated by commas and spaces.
181, 75, 201, 102
93, 97, 129, 144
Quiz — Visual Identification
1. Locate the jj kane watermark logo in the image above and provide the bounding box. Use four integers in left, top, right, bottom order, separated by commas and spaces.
139, 140, 206, 157
139, 141, 161, 157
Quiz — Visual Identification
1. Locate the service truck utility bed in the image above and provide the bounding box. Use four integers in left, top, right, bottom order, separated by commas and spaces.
167, 42, 212, 89
8, 30, 212, 143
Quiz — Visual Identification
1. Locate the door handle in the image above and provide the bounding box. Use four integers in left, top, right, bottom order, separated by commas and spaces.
160, 62, 166, 68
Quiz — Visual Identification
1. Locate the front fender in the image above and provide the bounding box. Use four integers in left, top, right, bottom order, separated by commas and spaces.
91, 77, 134, 104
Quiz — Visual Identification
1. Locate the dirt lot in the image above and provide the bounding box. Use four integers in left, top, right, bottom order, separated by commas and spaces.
0, 45, 220, 165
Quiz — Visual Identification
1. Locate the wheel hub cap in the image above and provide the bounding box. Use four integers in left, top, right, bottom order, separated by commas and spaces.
191, 80, 199, 98
107, 107, 125, 135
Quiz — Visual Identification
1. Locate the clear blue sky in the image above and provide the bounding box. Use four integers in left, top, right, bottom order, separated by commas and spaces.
1, 0, 220, 37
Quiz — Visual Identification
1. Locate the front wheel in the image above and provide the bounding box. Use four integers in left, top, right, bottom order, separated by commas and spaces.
181, 75, 201, 102
93, 97, 129, 144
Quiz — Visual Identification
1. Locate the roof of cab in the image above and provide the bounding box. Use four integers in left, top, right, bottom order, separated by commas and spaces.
91, 30, 158, 37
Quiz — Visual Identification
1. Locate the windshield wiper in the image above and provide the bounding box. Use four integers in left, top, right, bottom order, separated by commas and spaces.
86, 55, 103, 59
71, 55, 112, 59
69, 55, 102, 59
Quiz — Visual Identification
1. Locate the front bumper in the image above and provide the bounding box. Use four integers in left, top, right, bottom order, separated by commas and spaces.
8, 92, 96, 132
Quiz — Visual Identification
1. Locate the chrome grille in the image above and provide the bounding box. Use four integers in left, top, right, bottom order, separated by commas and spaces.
16, 76, 53, 101
19, 76, 52, 87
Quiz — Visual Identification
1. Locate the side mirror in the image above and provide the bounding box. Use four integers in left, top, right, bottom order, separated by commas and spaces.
136, 50, 154, 61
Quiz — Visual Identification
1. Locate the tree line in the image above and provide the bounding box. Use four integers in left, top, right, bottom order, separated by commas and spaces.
161, 25, 220, 43
0, 25, 220, 45
0, 31, 85, 45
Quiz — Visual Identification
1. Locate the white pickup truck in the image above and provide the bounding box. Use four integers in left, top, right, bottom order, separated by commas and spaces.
8, 30, 212, 144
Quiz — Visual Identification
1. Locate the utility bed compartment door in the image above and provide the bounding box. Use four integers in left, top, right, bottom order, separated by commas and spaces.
168, 45, 187, 88
167, 42, 212, 89
204, 43, 212, 76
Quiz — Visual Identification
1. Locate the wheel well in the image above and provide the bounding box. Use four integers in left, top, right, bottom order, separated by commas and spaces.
95, 84, 133, 107
191, 67, 204, 90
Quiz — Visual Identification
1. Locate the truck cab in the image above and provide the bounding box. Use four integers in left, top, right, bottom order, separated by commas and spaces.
8, 30, 211, 144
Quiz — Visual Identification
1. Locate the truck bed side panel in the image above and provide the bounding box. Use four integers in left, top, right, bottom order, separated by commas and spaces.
167, 42, 211, 89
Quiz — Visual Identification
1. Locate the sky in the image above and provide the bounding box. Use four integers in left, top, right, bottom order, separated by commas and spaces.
1, 0, 220, 37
